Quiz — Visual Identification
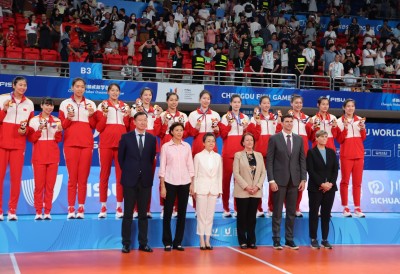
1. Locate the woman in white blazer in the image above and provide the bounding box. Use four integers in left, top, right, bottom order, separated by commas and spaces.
233, 132, 266, 249
193, 133, 223, 250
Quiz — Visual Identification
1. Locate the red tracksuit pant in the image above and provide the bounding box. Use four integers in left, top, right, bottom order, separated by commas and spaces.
0, 148, 25, 211
222, 157, 235, 212
340, 158, 364, 207
64, 147, 93, 206
33, 162, 58, 213
99, 148, 123, 203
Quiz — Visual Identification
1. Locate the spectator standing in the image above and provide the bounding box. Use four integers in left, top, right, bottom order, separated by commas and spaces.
362, 42, 377, 75
363, 24, 375, 46
139, 39, 160, 81
251, 31, 264, 58
25, 15, 38, 48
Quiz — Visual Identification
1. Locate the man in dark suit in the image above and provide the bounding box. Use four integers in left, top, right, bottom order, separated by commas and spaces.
307, 130, 338, 249
266, 114, 307, 250
118, 112, 157, 253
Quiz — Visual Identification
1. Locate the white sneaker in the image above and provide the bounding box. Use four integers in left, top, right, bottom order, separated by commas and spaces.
342, 207, 352, 217
115, 207, 123, 218
0, 213, 3, 221
67, 207, 76, 219
172, 211, 178, 218
98, 206, 107, 218
7, 213, 18, 221
35, 214, 43, 220
76, 206, 85, 219
44, 214, 52, 220
222, 211, 232, 218
354, 208, 366, 218
295, 211, 303, 217
256, 211, 265, 217
133, 211, 138, 218
266, 209, 273, 217
160, 209, 164, 219
233, 211, 237, 217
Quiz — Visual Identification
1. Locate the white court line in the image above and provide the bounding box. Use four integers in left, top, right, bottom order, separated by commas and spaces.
226, 246, 291, 274
9, 253, 21, 274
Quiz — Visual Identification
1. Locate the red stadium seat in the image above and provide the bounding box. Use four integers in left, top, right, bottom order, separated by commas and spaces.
23, 48, 40, 65
0, 46, 4, 59
5, 46, 23, 64
40, 49, 59, 68
156, 60, 168, 73
105, 54, 123, 70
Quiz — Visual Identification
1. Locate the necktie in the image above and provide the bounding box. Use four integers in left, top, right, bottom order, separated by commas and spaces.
138, 134, 144, 156
286, 134, 292, 154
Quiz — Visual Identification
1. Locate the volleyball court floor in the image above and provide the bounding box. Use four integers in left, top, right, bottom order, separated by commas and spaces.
1, 245, 399, 274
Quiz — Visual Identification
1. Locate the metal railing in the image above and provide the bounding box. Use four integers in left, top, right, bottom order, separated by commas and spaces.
333, 76, 400, 93
299, 74, 332, 90
1, 57, 400, 93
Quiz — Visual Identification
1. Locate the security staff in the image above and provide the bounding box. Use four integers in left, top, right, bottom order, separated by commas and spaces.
192, 48, 205, 84
234, 51, 246, 86
214, 47, 228, 85
294, 50, 307, 87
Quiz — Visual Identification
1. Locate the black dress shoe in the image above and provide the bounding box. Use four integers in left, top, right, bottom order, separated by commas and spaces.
173, 245, 185, 251
273, 240, 283, 250
139, 245, 153, 252
249, 244, 257, 249
240, 244, 248, 249
164, 245, 172, 251
121, 244, 130, 253
285, 240, 299, 250
205, 245, 213, 250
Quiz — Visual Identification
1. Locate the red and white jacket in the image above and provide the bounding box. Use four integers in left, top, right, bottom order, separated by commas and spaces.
96, 100, 130, 149
310, 112, 340, 151
247, 112, 279, 157
154, 110, 189, 147
130, 105, 157, 135
0, 93, 34, 150
336, 115, 366, 160
219, 111, 249, 158
59, 96, 97, 148
28, 114, 62, 164
186, 108, 220, 156
276, 111, 313, 153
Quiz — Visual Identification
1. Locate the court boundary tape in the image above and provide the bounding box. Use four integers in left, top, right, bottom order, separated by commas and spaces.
10, 253, 21, 274
226, 246, 291, 274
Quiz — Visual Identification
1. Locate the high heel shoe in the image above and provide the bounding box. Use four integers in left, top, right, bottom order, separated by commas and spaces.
200, 246, 206, 250
205, 245, 213, 250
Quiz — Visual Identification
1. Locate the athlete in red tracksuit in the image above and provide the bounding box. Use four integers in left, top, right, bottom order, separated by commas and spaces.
219, 94, 249, 217
186, 90, 220, 210
154, 92, 188, 218
246, 96, 280, 217
130, 87, 160, 218
310, 96, 340, 151
96, 84, 130, 219
28, 97, 62, 220
0, 76, 34, 221
59, 78, 97, 219
275, 94, 313, 217
336, 99, 366, 218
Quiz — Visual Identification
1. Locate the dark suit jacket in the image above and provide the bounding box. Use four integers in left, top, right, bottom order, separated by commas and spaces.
118, 131, 157, 187
306, 146, 338, 192
266, 132, 307, 186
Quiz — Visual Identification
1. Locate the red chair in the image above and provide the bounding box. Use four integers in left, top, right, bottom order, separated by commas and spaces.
5, 46, 23, 64
23, 48, 40, 65
156, 60, 168, 73
105, 54, 123, 70
0, 46, 5, 59
40, 49, 59, 65
3, 17, 15, 26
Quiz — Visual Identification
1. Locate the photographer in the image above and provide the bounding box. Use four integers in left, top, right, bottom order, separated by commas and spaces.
138, 38, 160, 81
